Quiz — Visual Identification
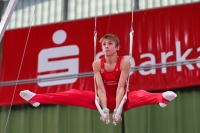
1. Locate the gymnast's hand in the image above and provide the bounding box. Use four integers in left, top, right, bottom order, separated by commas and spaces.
112, 113, 122, 125
100, 112, 110, 124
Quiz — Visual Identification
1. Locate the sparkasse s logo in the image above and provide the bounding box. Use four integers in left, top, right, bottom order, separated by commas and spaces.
37, 30, 79, 87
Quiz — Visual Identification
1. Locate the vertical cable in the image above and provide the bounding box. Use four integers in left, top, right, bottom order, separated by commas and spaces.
93, 0, 108, 123
114, 0, 135, 123
130, 0, 134, 31
94, 0, 97, 94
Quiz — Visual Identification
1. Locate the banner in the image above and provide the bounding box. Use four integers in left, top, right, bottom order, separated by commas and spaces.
0, 3, 200, 106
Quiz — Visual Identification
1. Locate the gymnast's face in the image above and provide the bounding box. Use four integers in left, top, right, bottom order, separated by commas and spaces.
101, 38, 120, 56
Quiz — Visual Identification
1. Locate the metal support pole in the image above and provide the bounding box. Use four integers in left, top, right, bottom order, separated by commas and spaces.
0, 0, 18, 42
63, 0, 68, 20
134, 0, 139, 10
0, 1, 5, 18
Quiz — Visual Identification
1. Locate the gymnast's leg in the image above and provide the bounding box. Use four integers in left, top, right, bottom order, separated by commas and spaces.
123, 90, 177, 112
19, 89, 97, 110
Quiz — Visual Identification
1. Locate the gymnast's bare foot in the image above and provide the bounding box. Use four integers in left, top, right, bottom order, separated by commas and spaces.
159, 91, 177, 107
19, 90, 40, 107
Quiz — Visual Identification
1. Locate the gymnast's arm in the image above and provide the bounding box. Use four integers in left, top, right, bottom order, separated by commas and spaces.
116, 58, 131, 109
92, 60, 107, 110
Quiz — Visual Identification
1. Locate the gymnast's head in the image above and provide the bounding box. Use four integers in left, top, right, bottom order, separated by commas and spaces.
99, 33, 120, 53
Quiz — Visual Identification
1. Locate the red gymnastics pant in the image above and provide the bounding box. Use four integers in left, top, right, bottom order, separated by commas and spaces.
29, 89, 169, 113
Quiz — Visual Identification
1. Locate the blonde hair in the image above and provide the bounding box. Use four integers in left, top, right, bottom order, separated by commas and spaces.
99, 33, 120, 47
